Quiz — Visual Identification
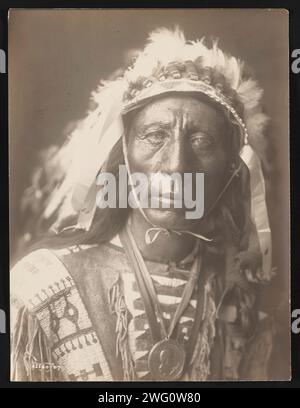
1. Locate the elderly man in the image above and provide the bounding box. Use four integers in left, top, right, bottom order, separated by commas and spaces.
11, 28, 274, 381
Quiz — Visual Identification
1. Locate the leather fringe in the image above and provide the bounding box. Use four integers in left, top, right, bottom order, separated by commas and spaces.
109, 276, 135, 380
11, 306, 58, 381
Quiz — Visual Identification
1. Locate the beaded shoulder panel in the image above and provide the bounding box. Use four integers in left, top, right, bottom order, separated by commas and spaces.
11, 246, 113, 381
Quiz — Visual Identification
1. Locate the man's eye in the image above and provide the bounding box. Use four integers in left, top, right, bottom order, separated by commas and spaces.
189, 133, 215, 152
144, 131, 167, 145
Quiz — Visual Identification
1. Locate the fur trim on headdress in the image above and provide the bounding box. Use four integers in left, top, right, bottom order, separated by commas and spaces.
97, 27, 268, 145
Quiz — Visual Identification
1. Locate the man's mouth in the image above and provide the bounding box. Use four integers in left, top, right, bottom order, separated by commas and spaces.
147, 193, 185, 209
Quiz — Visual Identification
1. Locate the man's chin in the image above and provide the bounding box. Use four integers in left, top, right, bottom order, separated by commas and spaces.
144, 208, 198, 231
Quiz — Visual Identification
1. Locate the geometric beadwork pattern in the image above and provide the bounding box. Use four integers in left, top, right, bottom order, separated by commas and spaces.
11, 247, 113, 381
11, 245, 219, 381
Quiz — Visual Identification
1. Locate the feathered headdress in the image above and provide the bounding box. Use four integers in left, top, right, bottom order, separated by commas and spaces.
42, 27, 272, 280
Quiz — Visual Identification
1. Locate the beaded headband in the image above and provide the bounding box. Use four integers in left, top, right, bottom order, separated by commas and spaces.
122, 77, 249, 145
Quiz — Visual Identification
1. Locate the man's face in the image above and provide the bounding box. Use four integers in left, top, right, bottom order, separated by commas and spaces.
126, 94, 232, 230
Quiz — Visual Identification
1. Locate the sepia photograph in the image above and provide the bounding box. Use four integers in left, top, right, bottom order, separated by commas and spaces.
9, 9, 290, 381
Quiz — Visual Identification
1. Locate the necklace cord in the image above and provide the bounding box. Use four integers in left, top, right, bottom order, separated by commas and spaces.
120, 224, 204, 344
120, 227, 164, 342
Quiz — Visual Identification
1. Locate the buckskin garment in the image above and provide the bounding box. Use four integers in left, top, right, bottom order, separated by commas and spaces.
11, 238, 274, 382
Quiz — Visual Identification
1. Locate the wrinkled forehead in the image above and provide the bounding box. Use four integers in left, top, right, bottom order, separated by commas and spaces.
124, 92, 229, 133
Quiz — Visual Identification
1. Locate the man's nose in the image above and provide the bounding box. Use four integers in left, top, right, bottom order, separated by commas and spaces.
160, 134, 193, 174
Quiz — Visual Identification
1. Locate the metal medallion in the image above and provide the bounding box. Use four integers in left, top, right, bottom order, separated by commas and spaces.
148, 338, 186, 380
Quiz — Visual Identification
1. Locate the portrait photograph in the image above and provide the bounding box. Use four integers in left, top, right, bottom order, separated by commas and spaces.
9, 8, 290, 382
